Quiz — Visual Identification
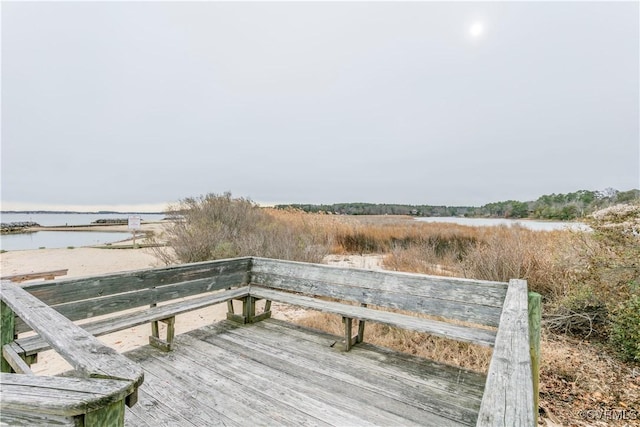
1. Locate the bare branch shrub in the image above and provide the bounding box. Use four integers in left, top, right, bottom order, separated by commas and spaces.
157, 193, 330, 264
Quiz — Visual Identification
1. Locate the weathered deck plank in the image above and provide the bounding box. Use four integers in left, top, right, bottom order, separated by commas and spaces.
125, 319, 484, 426
126, 340, 330, 427
199, 321, 480, 425
229, 319, 485, 399
255, 318, 487, 394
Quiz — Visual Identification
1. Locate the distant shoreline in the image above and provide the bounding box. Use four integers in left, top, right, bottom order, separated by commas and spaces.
1, 210, 164, 215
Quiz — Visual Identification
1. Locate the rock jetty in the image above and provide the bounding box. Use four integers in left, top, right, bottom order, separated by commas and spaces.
91, 218, 129, 225
1, 222, 40, 234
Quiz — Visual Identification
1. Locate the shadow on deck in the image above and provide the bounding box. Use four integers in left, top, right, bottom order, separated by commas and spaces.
125, 319, 485, 427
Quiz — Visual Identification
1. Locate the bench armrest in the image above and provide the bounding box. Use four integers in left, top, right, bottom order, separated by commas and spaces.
0, 281, 143, 394
476, 279, 535, 426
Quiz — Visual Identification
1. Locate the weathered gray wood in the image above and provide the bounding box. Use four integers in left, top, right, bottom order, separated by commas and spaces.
28, 272, 246, 328
0, 256, 532, 426
0, 282, 143, 392
13, 259, 249, 332
14, 286, 250, 357
179, 326, 429, 426
126, 340, 320, 426
256, 318, 487, 395
250, 258, 507, 327
209, 319, 483, 425
21, 257, 251, 306
253, 271, 503, 327
477, 279, 535, 427
2, 344, 33, 375
149, 317, 175, 352
0, 373, 132, 416
0, 410, 78, 426
252, 257, 507, 299
250, 287, 497, 347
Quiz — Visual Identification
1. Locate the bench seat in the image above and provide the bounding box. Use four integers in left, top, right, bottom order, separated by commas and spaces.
250, 286, 497, 347
12, 286, 250, 358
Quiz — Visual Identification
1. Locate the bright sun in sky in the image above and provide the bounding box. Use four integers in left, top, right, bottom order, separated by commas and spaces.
469, 22, 484, 38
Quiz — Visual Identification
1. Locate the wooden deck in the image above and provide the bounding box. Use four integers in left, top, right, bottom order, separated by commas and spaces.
124, 318, 486, 427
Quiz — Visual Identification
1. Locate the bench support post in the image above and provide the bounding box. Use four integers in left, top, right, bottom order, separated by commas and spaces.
149, 317, 176, 351
227, 297, 271, 324
84, 398, 125, 427
357, 303, 367, 343
1, 299, 16, 373
341, 317, 359, 351
2, 343, 34, 375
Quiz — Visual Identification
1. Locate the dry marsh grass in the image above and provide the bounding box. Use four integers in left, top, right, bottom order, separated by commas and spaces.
263, 211, 638, 425
159, 200, 638, 426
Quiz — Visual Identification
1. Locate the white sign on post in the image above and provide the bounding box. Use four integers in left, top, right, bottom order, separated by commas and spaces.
128, 216, 141, 248
128, 216, 141, 230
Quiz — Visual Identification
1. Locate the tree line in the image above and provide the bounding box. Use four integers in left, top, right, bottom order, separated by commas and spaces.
276, 188, 640, 220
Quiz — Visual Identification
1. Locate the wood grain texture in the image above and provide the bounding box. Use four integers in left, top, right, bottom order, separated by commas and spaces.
250, 286, 497, 347
1, 282, 143, 389
21, 257, 251, 306
0, 373, 131, 416
251, 258, 507, 326
125, 318, 482, 426
13, 286, 250, 357
476, 279, 535, 426
2, 343, 33, 375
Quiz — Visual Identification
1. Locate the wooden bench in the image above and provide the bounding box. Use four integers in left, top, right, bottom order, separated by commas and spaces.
246, 258, 540, 425
9, 258, 253, 362
249, 257, 506, 350
1, 256, 540, 426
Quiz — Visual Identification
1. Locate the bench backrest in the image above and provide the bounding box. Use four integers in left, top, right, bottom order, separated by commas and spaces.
15, 257, 251, 334
250, 257, 508, 327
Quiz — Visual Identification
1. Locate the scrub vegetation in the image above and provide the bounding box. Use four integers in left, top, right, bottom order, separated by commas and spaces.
158, 192, 639, 425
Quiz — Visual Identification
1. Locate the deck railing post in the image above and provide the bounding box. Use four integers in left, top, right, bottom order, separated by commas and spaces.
1, 297, 16, 373
84, 398, 125, 426
528, 291, 541, 424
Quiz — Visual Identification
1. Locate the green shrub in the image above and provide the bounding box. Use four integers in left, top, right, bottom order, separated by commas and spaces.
609, 295, 640, 362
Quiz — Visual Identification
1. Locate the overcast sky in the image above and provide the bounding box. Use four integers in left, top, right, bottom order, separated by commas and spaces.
1, 1, 638, 211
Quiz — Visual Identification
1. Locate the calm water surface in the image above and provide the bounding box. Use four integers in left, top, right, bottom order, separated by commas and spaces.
415, 217, 590, 231
1, 213, 165, 251
1, 212, 165, 226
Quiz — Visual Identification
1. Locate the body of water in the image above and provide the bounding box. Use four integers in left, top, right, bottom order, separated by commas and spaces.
0, 212, 166, 251
414, 216, 590, 231
1, 231, 134, 251
1, 212, 166, 227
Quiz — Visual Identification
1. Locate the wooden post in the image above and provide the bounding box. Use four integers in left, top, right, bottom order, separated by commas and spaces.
84, 399, 125, 426
528, 291, 541, 424
1, 298, 16, 373
343, 317, 353, 351
357, 303, 367, 343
